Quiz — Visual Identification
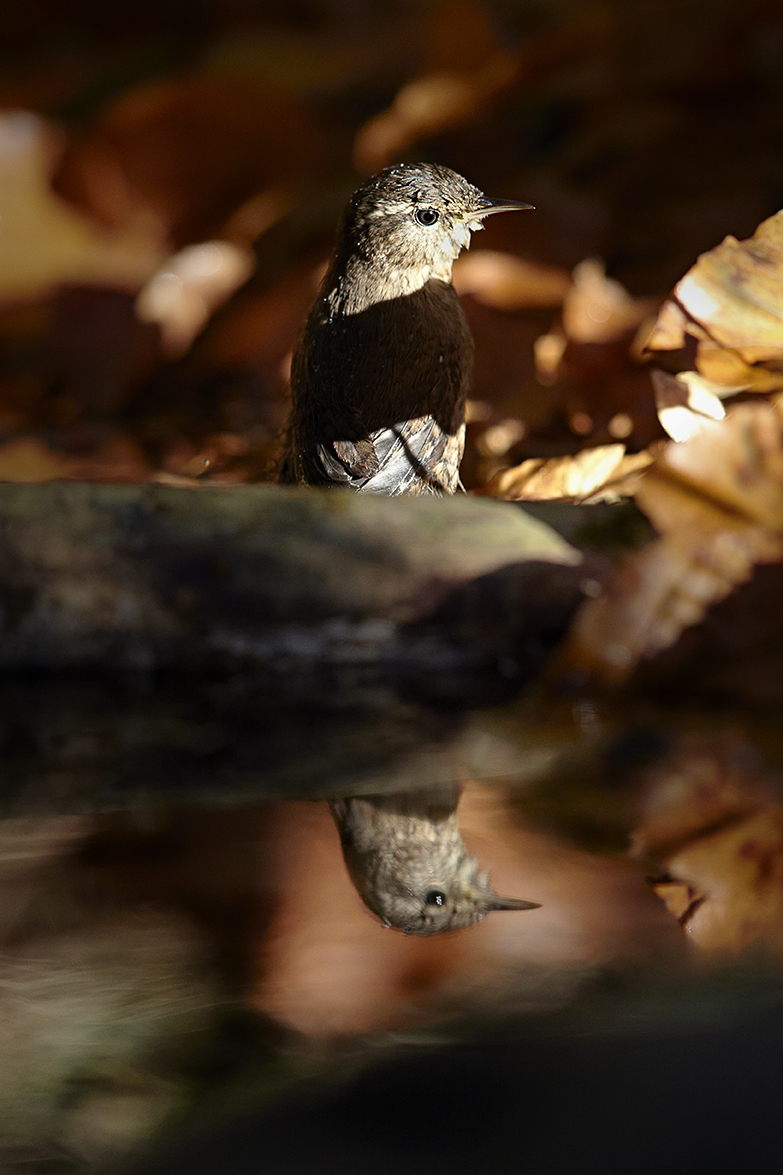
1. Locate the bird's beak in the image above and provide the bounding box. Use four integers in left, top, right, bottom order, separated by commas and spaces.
482, 891, 541, 911
475, 197, 535, 217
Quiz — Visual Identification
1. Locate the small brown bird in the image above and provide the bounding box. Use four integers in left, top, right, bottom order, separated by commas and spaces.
280, 163, 532, 494
330, 786, 540, 935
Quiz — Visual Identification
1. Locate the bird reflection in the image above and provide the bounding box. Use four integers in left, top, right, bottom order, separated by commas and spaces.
330, 785, 540, 935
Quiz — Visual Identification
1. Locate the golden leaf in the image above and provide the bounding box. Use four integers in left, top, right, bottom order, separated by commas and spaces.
661, 808, 783, 953
650, 369, 726, 443
562, 259, 658, 345
674, 212, 783, 360
452, 251, 571, 310
479, 443, 654, 504
646, 209, 783, 393
0, 111, 162, 305
559, 402, 783, 682
630, 739, 783, 955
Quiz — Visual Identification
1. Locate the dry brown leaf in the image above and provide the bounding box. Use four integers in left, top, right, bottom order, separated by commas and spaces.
646, 209, 783, 394
0, 111, 163, 305
562, 260, 659, 345
533, 329, 568, 385
631, 738, 775, 859
650, 368, 726, 442
354, 0, 517, 173
640, 403, 783, 531
480, 444, 653, 504
453, 251, 571, 310
52, 76, 315, 249
353, 56, 518, 174
644, 298, 693, 351
561, 527, 779, 680
676, 211, 783, 359
135, 240, 255, 356
660, 808, 783, 953
0, 437, 71, 482
559, 402, 783, 681
629, 739, 783, 955
0, 434, 152, 484
524, 260, 663, 453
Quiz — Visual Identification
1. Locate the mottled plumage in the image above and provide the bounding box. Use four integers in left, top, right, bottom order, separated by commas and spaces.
280, 163, 532, 495
330, 787, 540, 936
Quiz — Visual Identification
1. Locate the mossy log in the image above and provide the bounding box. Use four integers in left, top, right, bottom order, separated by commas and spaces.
0, 482, 581, 673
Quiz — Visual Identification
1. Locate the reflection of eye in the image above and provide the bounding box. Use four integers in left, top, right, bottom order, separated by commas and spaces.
415, 208, 440, 226
424, 890, 446, 907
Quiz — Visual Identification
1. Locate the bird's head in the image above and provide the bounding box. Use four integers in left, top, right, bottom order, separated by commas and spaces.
356, 849, 542, 936
339, 162, 533, 286
332, 793, 540, 936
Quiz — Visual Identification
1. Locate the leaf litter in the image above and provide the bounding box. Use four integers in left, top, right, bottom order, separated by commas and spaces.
2, 1, 783, 975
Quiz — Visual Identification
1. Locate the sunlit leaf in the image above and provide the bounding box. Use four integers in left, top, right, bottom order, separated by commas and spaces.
630, 738, 783, 954
0, 111, 162, 305
353, 0, 517, 172
52, 76, 315, 248
136, 240, 254, 356
660, 808, 783, 953
650, 368, 726, 442
453, 251, 570, 309
562, 259, 658, 345
479, 443, 653, 504
559, 401, 783, 681
646, 209, 783, 393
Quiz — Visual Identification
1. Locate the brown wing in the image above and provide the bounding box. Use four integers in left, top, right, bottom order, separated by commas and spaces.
284, 280, 471, 493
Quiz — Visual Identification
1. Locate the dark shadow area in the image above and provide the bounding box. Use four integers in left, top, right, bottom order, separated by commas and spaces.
392, 555, 595, 701
132, 991, 783, 1175
0, 669, 544, 815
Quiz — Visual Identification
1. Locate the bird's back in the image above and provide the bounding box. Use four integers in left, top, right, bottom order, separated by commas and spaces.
281, 278, 473, 495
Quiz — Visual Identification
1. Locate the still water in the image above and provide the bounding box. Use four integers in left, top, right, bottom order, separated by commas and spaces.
1, 673, 781, 1173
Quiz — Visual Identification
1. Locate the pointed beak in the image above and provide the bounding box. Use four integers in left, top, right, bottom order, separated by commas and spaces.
474, 197, 535, 218
482, 892, 541, 912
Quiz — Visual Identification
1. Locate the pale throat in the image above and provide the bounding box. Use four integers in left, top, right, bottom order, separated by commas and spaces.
327, 223, 475, 315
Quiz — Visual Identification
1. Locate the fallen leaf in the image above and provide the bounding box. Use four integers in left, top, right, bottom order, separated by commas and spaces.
0, 433, 152, 484
354, 56, 518, 174
474, 417, 527, 457
0, 111, 162, 306
650, 368, 726, 442
354, 0, 519, 172
562, 260, 658, 345
646, 209, 783, 393
479, 444, 653, 504
453, 251, 571, 309
559, 401, 783, 682
0, 436, 71, 482
662, 808, 783, 953
630, 738, 783, 955
631, 737, 775, 859
52, 76, 316, 249
135, 240, 255, 356
640, 402, 783, 531
675, 211, 783, 359
524, 260, 663, 453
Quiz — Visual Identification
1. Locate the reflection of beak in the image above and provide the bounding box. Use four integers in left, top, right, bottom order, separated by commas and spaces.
475, 197, 535, 217
481, 891, 541, 911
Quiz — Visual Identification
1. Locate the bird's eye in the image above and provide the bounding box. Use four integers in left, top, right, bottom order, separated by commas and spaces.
415, 208, 440, 227
424, 890, 446, 907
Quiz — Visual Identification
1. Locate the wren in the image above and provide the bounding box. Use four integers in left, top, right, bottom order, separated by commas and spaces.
330, 786, 540, 936
279, 163, 532, 495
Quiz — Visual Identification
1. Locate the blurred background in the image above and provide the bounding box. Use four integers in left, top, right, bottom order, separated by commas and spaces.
1, 0, 782, 489
2, 2, 783, 1172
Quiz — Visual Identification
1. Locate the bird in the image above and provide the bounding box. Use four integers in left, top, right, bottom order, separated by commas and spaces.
279, 163, 532, 495
330, 786, 540, 935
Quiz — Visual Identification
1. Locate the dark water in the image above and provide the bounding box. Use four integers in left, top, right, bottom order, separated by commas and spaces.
1, 673, 781, 1174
